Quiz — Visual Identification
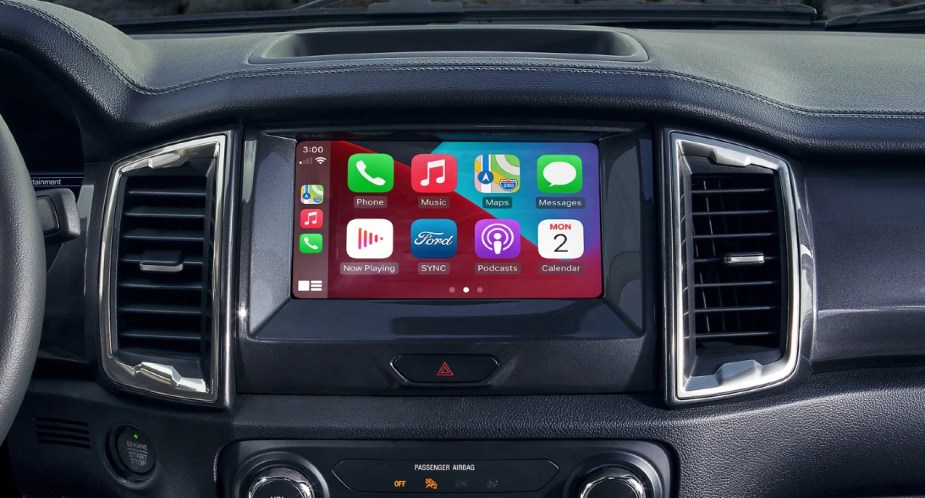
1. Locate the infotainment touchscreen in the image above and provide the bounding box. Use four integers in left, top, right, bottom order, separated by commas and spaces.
291, 140, 603, 299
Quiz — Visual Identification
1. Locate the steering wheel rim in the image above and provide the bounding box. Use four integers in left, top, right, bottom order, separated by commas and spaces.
0, 114, 45, 443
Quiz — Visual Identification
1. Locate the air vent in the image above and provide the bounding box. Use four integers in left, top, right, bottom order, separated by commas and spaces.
690, 173, 784, 353
100, 135, 228, 403
34, 417, 90, 449
116, 174, 210, 357
665, 133, 800, 403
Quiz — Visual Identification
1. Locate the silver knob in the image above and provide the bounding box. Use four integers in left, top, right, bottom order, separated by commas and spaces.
248, 468, 314, 498
579, 467, 647, 498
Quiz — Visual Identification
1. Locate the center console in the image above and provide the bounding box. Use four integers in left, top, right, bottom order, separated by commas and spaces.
239, 124, 656, 395
222, 125, 668, 498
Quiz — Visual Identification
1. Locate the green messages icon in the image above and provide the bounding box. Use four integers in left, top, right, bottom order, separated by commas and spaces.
348, 153, 394, 193
537, 155, 583, 194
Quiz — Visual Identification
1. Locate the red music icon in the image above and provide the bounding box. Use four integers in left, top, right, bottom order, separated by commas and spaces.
412, 154, 457, 193
300, 209, 323, 229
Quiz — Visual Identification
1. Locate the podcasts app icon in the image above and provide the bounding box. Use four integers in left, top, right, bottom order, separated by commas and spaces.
474, 219, 520, 259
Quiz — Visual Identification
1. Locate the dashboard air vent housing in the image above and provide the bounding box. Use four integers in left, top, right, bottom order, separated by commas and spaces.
100, 135, 229, 403
665, 132, 799, 403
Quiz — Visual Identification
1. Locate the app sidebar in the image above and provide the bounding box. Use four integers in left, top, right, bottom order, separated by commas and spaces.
293, 141, 331, 298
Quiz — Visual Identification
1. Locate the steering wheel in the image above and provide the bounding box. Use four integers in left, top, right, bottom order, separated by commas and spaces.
0, 114, 45, 443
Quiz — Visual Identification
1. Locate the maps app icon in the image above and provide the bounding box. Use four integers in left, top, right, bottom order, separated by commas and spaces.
300, 184, 324, 205
475, 154, 520, 194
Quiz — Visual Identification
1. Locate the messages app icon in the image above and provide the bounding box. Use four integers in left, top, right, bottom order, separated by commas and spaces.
537, 155, 582, 194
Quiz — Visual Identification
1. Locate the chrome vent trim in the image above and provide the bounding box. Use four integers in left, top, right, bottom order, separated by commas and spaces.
99, 134, 229, 403
665, 132, 800, 402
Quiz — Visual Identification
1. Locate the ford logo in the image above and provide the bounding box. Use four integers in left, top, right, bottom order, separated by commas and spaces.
413, 231, 455, 246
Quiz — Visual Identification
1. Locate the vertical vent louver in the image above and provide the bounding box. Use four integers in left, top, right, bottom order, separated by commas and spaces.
101, 135, 227, 403
667, 133, 799, 403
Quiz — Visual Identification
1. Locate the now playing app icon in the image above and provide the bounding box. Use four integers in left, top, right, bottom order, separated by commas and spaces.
411, 219, 457, 259
346, 219, 393, 259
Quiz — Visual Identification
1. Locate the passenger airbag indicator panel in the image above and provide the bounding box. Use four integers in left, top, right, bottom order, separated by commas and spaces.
220, 440, 672, 498
333, 460, 558, 493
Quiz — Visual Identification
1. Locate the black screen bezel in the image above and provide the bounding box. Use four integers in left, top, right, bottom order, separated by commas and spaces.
238, 124, 657, 395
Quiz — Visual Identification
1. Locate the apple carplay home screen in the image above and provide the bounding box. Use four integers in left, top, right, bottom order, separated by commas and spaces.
291, 139, 603, 299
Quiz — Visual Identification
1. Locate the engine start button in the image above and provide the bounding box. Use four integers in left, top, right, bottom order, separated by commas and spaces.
114, 426, 155, 474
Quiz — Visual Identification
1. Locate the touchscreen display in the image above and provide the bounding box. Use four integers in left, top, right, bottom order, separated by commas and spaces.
291, 140, 603, 299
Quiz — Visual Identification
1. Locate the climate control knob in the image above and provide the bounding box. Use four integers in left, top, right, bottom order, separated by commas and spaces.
247, 467, 314, 498
578, 467, 648, 498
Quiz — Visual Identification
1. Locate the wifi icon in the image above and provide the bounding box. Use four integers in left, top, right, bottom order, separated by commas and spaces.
315, 157, 327, 165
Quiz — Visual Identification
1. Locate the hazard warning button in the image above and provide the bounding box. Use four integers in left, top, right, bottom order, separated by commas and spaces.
391, 355, 499, 384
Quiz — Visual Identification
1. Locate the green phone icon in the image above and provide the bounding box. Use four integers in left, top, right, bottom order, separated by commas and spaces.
299, 233, 323, 254
537, 155, 583, 194
348, 154, 394, 193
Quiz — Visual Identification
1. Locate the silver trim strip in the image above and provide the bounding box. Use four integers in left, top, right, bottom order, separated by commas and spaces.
579, 468, 645, 498
248, 476, 313, 498
139, 262, 184, 273
723, 252, 766, 266
99, 134, 229, 403
665, 132, 801, 402
124, 361, 207, 393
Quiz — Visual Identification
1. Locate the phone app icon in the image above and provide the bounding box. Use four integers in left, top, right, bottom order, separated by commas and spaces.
300, 209, 324, 229
411, 219, 457, 259
299, 233, 324, 254
474, 219, 521, 259
474, 154, 520, 194
346, 219, 393, 259
412, 154, 457, 193
300, 184, 325, 205
538, 219, 584, 259
348, 154, 394, 193
537, 155, 582, 194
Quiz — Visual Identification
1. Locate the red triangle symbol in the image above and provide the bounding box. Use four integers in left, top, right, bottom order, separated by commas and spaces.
436, 362, 455, 377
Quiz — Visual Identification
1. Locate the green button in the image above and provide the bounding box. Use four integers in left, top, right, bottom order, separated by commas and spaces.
299, 233, 323, 254
348, 153, 394, 193
537, 155, 582, 194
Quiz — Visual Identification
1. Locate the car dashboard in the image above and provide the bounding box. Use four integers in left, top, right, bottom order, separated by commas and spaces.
2, 0, 925, 496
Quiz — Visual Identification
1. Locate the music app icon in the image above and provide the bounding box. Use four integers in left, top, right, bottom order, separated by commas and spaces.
411, 154, 457, 194
300, 209, 323, 229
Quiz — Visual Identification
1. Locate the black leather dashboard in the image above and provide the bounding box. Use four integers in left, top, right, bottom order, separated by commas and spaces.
3, 0, 925, 156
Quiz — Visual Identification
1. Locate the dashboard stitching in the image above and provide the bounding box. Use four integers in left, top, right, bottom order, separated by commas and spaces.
6, 0, 925, 121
